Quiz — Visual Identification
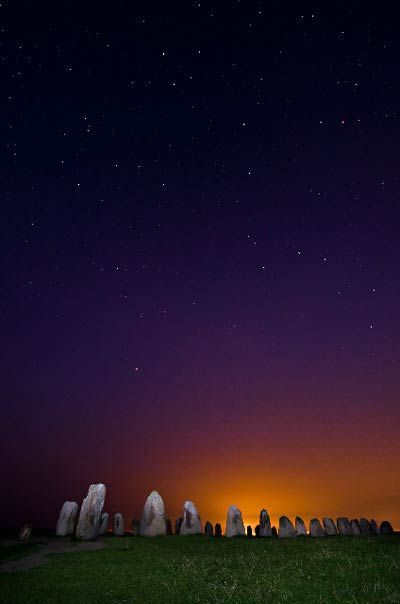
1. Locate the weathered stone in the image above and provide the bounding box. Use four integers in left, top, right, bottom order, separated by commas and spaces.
56, 501, 78, 536
246, 525, 253, 537
380, 520, 393, 534
139, 490, 166, 537
224, 505, 245, 538
271, 526, 278, 537
166, 518, 173, 535
336, 517, 353, 536
175, 517, 183, 535
323, 517, 337, 536
350, 519, 361, 535
215, 523, 222, 537
255, 525, 260, 537
279, 516, 295, 538
113, 513, 124, 536
259, 509, 272, 537
204, 521, 213, 536
309, 518, 325, 537
131, 518, 140, 535
180, 501, 202, 535
100, 513, 109, 535
370, 519, 380, 535
18, 524, 32, 542
76, 483, 106, 540
359, 518, 371, 535
295, 516, 307, 536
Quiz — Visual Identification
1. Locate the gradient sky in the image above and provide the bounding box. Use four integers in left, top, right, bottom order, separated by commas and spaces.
1, 1, 400, 532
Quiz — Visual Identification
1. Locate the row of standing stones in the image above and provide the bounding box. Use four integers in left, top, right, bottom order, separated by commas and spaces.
47, 483, 396, 542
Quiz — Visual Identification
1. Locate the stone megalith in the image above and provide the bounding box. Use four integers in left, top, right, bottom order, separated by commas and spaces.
246, 525, 253, 537
56, 501, 78, 536
175, 517, 183, 535
255, 525, 260, 537
380, 520, 394, 534
271, 526, 278, 537
309, 518, 325, 537
359, 518, 371, 535
295, 516, 307, 536
131, 518, 140, 535
225, 505, 245, 538
166, 518, 173, 535
370, 519, 380, 535
204, 521, 214, 536
215, 523, 222, 537
259, 509, 272, 537
100, 513, 109, 535
279, 516, 295, 538
18, 524, 32, 542
336, 517, 353, 536
139, 490, 166, 537
323, 517, 337, 535
113, 513, 124, 536
350, 519, 361, 535
180, 501, 202, 535
76, 483, 106, 540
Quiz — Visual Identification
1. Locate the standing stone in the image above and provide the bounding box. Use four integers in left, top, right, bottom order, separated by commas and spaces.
380, 521, 393, 534
56, 501, 78, 536
113, 513, 124, 536
131, 518, 140, 535
18, 524, 32, 542
370, 519, 380, 535
204, 521, 213, 536
259, 509, 272, 537
139, 490, 166, 537
100, 513, 109, 535
323, 517, 337, 536
224, 505, 245, 538
180, 501, 202, 535
295, 516, 307, 536
255, 525, 260, 537
215, 523, 222, 537
175, 517, 183, 535
336, 517, 353, 536
309, 518, 325, 537
359, 518, 371, 535
279, 516, 295, 538
246, 525, 253, 538
76, 483, 106, 540
271, 526, 278, 537
350, 519, 361, 535
166, 518, 173, 535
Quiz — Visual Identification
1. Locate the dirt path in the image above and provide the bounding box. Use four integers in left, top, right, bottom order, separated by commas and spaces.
0, 538, 106, 573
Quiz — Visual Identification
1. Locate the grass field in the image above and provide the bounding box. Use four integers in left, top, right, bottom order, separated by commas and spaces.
1, 534, 400, 604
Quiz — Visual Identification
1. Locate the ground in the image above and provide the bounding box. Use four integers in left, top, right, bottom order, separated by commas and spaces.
1, 534, 399, 603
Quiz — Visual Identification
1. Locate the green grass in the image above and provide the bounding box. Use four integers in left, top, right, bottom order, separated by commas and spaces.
1, 535, 400, 604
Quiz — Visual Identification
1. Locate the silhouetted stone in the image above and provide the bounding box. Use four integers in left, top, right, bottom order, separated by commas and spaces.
295, 516, 307, 536
247, 525, 253, 537
259, 509, 272, 537
56, 501, 78, 536
225, 505, 245, 538
76, 483, 106, 540
359, 518, 371, 534
18, 524, 32, 542
255, 525, 260, 537
166, 518, 173, 535
180, 501, 202, 535
139, 490, 166, 536
323, 517, 337, 536
204, 521, 213, 536
113, 513, 124, 536
350, 519, 361, 535
380, 521, 394, 534
336, 517, 353, 536
370, 519, 380, 535
100, 512, 109, 535
271, 526, 278, 537
215, 523, 222, 537
175, 517, 183, 535
309, 518, 325, 537
279, 516, 295, 538
131, 518, 140, 535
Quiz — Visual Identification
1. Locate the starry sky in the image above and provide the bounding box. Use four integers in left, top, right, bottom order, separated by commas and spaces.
1, 1, 400, 531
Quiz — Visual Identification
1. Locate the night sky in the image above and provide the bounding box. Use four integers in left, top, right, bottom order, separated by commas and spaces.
2, 1, 400, 531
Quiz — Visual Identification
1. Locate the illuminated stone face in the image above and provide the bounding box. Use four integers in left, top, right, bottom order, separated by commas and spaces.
180, 500, 202, 535
139, 490, 166, 537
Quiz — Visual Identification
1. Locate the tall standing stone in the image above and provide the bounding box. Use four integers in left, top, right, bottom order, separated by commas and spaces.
76, 483, 106, 541
131, 518, 140, 535
100, 513, 109, 535
380, 520, 393, 534
359, 518, 371, 535
175, 517, 183, 535
18, 524, 32, 542
246, 525, 253, 537
336, 517, 353, 536
139, 490, 166, 537
370, 519, 380, 535
113, 513, 124, 536
215, 523, 222, 537
180, 501, 202, 535
255, 525, 260, 537
56, 501, 78, 536
279, 516, 295, 538
323, 517, 337, 536
224, 505, 245, 538
271, 526, 278, 537
295, 516, 307, 536
259, 509, 272, 537
350, 519, 361, 535
204, 521, 213, 536
166, 518, 173, 535
309, 518, 325, 537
